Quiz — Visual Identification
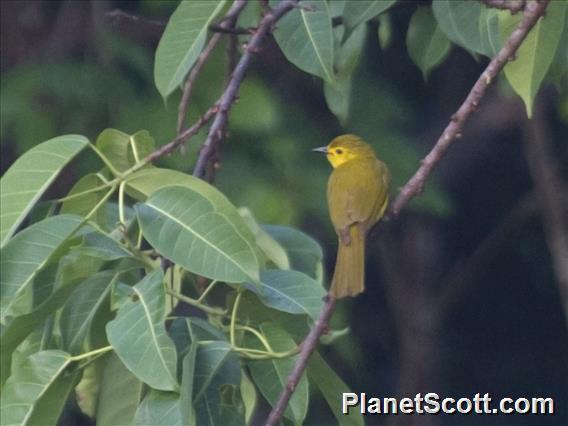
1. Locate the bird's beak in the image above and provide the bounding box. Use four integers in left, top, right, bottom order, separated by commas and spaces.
312, 146, 328, 154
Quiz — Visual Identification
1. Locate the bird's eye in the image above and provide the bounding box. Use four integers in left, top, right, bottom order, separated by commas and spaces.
336, 149, 343, 155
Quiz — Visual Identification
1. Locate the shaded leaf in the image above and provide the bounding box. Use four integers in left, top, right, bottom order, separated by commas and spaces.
60, 173, 107, 223
75, 231, 132, 260
262, 225, 323, 282
273, 0, 335, 83
240, 371, 257, 425
1, 214, 83, 322
0, 134, 88, 246
500, 1, 566, 117
106, 269, 178, 391
378, 13, 393, 50
154, 0, 227, 99
96, 353, 143, 426
246, 323, 308, 423
136, 185, 260, 284
244, 269, 325, 320
180, 343, 198, 426
307, 351, 364, 426
407, 6, 452, 80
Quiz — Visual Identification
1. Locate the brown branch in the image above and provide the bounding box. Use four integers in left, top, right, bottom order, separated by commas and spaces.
523, 97, 568, 321
209, 24, 254, 35
192, 0, 300, 179
266, 1, 551, 424
177, 0, 248, 135
390, 0, 550, 215
480, 0, 526, 13
266, 296, 337, 426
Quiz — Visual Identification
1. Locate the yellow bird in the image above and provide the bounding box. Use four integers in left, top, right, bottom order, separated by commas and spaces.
313, 135, 390, 298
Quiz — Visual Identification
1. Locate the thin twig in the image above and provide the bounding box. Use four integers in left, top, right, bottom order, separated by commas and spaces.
192, 0, 300, 179
106, 9, 165, 27
266, 296, 337, 426
266, 1, 551, 424
480, 0, 526, 13
177, 0, 248, 135
390, 0, 550, 215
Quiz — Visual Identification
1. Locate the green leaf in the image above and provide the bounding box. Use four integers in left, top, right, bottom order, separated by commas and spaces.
188, 318, 227, 342
246, 323, 308, 423
378, 13, 393, 50
307, 351, 364, 426
96, 353, 143, 426
134, 390, 182, 426
75, 231, 132, 260
60, 271, 115, 354
106, 269, 178, 391
60, 173, 108, 223
96, 128, 155, 173
500, 1, 566, 117
262, 225, 323, 282
478, 8, 502, 57
407, 6, 452, 80
342, 0, 396, 33
240, 372, 257, 425
136, 185, 260, 284
0, 350, 72, 426
244, 270, 325, 320
0, 214, 83, 323
238, 208, 289, 270
154, 0, 227, 99
432, 0, 494, 57
74, 362, 99, 418
180, 343, 198, 426
194, 341, 243, 426
0, 134, 88, 246
273, 0, 335, 83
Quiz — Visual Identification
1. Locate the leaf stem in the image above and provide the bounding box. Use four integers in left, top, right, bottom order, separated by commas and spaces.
235, 325, 274, 353
165, 287, 227, 316
84, 185, 116, 222
230, 289, 243, 347
88, 144, 122, 177
69, 345, 113, 362
197, 279, 219, 303
56, 181, 113, 203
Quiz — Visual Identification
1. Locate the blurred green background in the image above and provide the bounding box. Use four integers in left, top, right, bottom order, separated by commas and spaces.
2, 1, 567, 425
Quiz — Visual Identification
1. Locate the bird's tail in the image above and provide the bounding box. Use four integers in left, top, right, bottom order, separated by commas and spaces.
330, 226, 365, 298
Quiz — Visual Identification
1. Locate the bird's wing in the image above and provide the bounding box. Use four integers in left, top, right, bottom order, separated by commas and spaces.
327, 159, 386, 233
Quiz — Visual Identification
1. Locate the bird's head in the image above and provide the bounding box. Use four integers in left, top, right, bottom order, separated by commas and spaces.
312, 134, 374, 168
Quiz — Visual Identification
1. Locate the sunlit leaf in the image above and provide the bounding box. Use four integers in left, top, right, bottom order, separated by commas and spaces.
273, 0, 335, 83
246, 323, 308, 423
0, 350, 72, 426
1, 214, 83, 323
407, 6, 452, 80
154, 0, 227, 99
500, 1, 566, 117
0, 135, 88, 246
96, 128, 155, 173
244, 269, 325, 320
136, 185, 260, 284
106, 269, 178, 391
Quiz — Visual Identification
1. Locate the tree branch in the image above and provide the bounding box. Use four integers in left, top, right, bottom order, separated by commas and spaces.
266, 1, 551, 424
390, 0, 549, 215
177, 0, 248, 135
480, 0, 526, 13
192, 0, 300, 179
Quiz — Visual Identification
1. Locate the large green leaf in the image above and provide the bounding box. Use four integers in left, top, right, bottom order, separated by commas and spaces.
180, 343, 197, 426
501, 1, 566, 117
273, 0, 335, 83
136, 185, 260, 284
0, 134, 88, 246
194, 341, 243, 426
96, 129, 155, 173
59, 271, 116, 354
245, 269, 325, 320
154, 0, 227, 99
246, 323, 308, 423
0, 214, 83, 323
307, 351, 364, 426
262, 225, 323, 282
406, 6, 452, 80
0, 350, 72, 426
96, 353, 143, 426
342, 0, 396, 33
134, 390, 182, 426
106, 269, 178, 391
